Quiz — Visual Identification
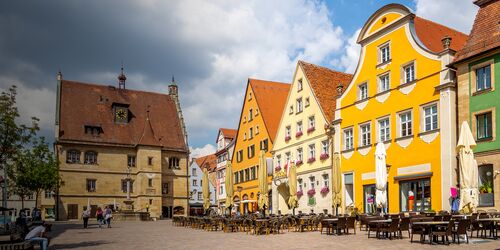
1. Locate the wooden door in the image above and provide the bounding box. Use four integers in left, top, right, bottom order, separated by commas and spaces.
67, 204, 78, 219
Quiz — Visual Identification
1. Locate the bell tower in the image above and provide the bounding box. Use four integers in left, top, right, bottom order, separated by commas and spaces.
168, 76, 188, 148
118, 65, 127, 89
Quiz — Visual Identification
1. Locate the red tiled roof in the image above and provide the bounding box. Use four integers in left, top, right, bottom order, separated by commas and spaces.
195, 154, 217, 172
454, 0, 500, 63
249, 79, 290, 143
58, 80, 187, 151
219, 128, 237, 139
414, 16, 469, 53
299, 61, 353, 122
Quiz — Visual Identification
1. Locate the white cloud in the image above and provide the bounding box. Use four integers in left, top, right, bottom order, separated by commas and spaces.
190, 144, 216, 159
332, 29, 361, 74
415, 0, 478, 34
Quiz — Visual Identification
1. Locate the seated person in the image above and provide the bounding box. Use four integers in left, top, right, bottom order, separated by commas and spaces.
25, 223, 51, 250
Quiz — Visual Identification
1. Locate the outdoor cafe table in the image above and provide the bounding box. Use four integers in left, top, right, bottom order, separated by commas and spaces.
254, 219, 270, 235
412, 221, 452, 244
476, 218, 500, 239
369, 219, 392, 239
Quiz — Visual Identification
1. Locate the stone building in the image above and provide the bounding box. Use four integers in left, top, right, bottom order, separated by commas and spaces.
54, 70, 189, 220
453, 0, 500, 211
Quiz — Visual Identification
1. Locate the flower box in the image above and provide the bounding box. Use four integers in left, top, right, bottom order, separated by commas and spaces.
295, 160, 303, 166
307, 157, 315, 163
307, 127, 315, 133
320, 153, 329, 160
307, 189, 316, 196
285, 135, 291, 141
295, 131, 303, 137
296, 190, 304, 196
275, 166, 281, 172
320, 186, 329, 194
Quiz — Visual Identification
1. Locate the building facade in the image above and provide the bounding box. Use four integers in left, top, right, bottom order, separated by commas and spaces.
232, 79, 290, 215
454, 0, 500, 211
188, 155, 217, 215
214, 128, 237, 212
271, 61, 352, 215
55, 71, 189, 220
335, 4, 467, 214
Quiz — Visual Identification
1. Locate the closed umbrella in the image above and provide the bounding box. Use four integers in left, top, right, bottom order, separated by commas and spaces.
258, 151, 269, 214
202, 168, 210, 212
287, 162, 298, 212
225, 162, 234, 214
331, 153, 342, 215
375, 142, 387, 213
457, 121, 479, 213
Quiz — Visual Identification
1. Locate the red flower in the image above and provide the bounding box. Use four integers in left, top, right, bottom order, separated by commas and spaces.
320, 153, 329, 160
307, 157, 315, 163
295, 131, 303, 137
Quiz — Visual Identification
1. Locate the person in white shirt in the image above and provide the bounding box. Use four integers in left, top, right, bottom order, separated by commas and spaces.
25, 223, 51, 250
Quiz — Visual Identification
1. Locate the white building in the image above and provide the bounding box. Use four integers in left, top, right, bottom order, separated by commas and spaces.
214, 128, 236, 212
189, 155, 217, 215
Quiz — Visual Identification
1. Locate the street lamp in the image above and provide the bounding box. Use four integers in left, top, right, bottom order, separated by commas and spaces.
324, 122, 337, 216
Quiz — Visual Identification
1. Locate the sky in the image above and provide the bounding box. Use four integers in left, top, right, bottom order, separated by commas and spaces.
0, 0, 478, 158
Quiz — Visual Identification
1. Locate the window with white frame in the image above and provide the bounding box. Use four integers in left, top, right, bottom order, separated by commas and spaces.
296, 121, 303, 135
378, 118, 390, 142
403, 63, 415, 83
360, 123, 371, 147
286, 126, 291, 138
305, 97, 310, 107
249, 127, 253, 138
323, 174, 329, 187
276, 155, 281, 167
308, 116, 315, 131
296, 148, 303, 163
343, 128, 353, 150
378, 73, 390, 92
285, 152, 291, 164
298, 179, 303, 191
380, 44, 390, 63
399, 111, 412, 137
358, 83, 368, 100
297, 78, 303, 91
289, 105, 293, 114
308, 144, 315, 159
321, 140, 329, 155
255, 125, 259, 135
296, 98, 303, 113
476, 65, 491, 91
423, 104, 438, 132
249, 108, 253, 121
309, 176, 315, 189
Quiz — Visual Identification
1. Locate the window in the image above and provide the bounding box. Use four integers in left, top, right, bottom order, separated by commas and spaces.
308, 144, 315, 160
296, 148, 303, 163
476, 112, 492, 140
276, 155, 281, 168
260, 139, 268, 151
478, 164, 494, 207
363, 184, 376, 214
296, 121, 303, 136
86, 179, 96, 192
237, 150, 243, 162
248, 92, 252, 100
198, 192, 203, 200
84, 151, 97, 165
285, 152, 291, 165
476, 65, 491, 91
148, 178, 153, 187
243, 133, 247, 140
305, 97, 310, 107
399, 111, 412, 137
44, 190, 53, 199
220, 185, 224, 195
378, 118, 390, 142
255, 108, 259, 116
297, 78, 303, 91
249, 109, 253, 121
239, 171, 244, 183
343, 128, 353, 150
121, 180, 134, 193
66, 150, 80, 164
247, 145, 255, 158
378, 73, 390, 92
84, 125, 102, 136
234, 172, 239, 184
249, 127, 253, 139
251, 166, 256, 180
308, 116, 315, 132
162, 182, 169, 194
423, 104, 438, 132
309, 176, 315, 189
404, 63, 415, 83
285, 126, 291, 140
298, 179, 303, 191
289, 105, 294, 114
245, 169, 250, 181
148, 157, 153, 166
127, 155, 136, 167
358, 83, 368, 100
323, 174, 329, 187
400, 179, 431, 212
321, 140, 329, 155
192, 180, 197, 186
360, 123, 371, 147
192, 168, 197, 176
169, 157, 180, 169
296, 98, 303, 113
255, 125, 259, 135
380, 44, 390, 63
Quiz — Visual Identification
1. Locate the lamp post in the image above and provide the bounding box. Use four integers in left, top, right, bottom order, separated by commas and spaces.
324, 122, 337, 216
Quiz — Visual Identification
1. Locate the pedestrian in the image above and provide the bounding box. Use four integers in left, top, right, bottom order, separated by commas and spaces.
25, 223, 51, 250
82, 208, 90, 228
104, 206, 112, 228
96, 207, 104, 228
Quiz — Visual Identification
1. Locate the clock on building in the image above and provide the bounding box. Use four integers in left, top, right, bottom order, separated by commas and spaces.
115, 108, 128, 122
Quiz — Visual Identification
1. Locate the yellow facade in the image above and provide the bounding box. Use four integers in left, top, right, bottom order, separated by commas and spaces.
335, 5, 458, 214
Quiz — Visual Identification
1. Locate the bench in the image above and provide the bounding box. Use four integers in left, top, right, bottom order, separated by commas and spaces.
0, 241, 33, 250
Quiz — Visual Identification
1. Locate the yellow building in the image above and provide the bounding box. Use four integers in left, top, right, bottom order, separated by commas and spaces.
272, 61, 352, 214
335, 4, 468, 214
232, 79, 290, 214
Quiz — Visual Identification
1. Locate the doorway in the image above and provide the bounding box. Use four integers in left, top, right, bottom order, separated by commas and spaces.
67, 204, 78, 219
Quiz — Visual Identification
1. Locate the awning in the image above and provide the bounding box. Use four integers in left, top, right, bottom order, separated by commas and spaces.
241, 200, 257, 204
394, 172, 433, 181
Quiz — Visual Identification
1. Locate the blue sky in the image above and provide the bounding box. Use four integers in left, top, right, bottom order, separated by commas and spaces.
0, 0, 477, 157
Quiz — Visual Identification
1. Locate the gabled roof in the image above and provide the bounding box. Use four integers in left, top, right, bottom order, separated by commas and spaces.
195, 154, 217, 172
58, 80, 187, 151
454, 0, 499, 63
298, 61, 353, 122
414, 16, 468, 53
219, 128, 237, 140
249, 78, 290, 142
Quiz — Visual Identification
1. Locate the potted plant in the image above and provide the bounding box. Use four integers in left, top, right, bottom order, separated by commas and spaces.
295, 131, 303, 137
274, 165, 281, 172
320, 153, 329, 160
486, 181, 493, 193
307, 189, 316, 196
285, 135, 291, 141
295, 160, 303, 166
307, 127, 315, 133
307, 157, 315, 163
320, 186, 329, 194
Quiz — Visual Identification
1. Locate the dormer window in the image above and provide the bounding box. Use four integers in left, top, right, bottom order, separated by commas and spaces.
84, 125, 103, 136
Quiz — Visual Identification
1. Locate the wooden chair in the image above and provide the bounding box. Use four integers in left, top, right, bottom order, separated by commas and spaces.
333, 217, 347, 235
378, 218, 400, 240
452, 219, 471, 244
345, 216, 356, 234
410, 219, 428, 243
399, 217, 410, 239
429, 220, 453, 245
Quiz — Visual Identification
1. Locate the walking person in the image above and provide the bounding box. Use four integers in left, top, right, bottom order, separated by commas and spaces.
96, 207, 104, 228
104, 206, 112, 228
82, 208, 90, 228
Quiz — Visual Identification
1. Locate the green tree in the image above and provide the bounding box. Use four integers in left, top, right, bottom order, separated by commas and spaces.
0, 85, 39, 207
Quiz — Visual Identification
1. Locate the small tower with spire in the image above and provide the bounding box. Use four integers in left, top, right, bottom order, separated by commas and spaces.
168, 75, 178, 97
118, 65, 127, 89
168, 75, 188, 148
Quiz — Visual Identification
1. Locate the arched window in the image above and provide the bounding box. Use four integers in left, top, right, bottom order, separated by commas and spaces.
169, 157, 180, 169
66, 150, 80, 164
84, 151, 98, 165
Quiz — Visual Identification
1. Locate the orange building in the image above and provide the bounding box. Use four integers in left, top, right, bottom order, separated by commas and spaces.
231, 78, 290, 214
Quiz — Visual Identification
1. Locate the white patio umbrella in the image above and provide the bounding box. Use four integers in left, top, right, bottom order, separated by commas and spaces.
375, 142, 388, 213
457, 121, 479, 213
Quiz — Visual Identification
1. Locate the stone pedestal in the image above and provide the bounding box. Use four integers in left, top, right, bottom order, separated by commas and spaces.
113, 199, 150, 221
